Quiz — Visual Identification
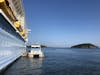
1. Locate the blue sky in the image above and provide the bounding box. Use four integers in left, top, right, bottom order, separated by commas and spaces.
23, 0, 100, 47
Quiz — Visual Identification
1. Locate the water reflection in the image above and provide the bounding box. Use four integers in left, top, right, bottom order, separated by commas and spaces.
28, 58, 43, 75
4, 57, 43, 75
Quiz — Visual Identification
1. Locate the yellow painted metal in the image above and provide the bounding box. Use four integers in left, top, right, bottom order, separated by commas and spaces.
23, 36, 27, 40
0, 0, 16, 22
0, 0, 5, 3
14, 21, 20, 28
14, 21, 26, 40
21, 31, 25, 36
21, 31, 27, 41
14, 21, 23, 32
0, 0, 27, 41
17, 26, 23, 32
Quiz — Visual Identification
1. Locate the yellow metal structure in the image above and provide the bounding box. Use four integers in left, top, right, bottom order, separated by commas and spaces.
14, 21, 20, 28
0, 0, 16, 22
23, 35, 27, 40
0, 0, 5, 2
0, 0, 27, 41
21, 31, 25, 37
14, 21, 23, 32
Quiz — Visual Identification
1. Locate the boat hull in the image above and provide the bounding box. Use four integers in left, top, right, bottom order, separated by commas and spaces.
0, 10, 25, 71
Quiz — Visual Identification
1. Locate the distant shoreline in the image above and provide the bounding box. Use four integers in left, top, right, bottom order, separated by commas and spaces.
71, 43, 98, 49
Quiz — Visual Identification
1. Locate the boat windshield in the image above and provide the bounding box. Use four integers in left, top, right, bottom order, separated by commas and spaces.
31, 47, 41, 51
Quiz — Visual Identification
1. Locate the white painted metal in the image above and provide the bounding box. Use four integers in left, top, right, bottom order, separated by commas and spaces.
31, 44, 41, 48
0, 10, 25, 71
0, 9, 25, 41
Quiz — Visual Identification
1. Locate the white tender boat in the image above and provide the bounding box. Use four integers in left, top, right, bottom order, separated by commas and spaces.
28, 45, 44, 58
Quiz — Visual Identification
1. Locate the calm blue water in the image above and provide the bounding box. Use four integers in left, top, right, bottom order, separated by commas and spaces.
4, 48, 100, 75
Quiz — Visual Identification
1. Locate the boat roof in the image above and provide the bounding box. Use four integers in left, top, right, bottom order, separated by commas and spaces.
31, 45, 41, 47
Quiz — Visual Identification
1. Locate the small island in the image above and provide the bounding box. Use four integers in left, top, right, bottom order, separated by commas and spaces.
41, 45, 47, 48
71, 43, 98, 48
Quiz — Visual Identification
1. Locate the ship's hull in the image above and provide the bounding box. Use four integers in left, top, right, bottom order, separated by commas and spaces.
0, 10, 25, 71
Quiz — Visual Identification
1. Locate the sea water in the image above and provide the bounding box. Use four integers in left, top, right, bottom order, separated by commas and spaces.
4, 48, 100, 75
